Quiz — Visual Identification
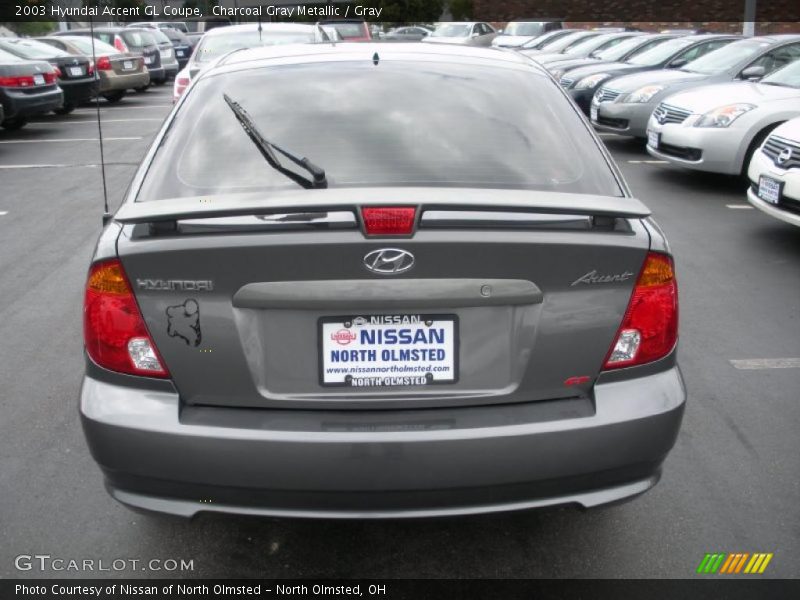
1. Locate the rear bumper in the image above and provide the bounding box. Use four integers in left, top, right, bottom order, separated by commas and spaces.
80, 365, 686, 518
59, 78, 96, 106
145, 66, 165, 82
98, 71, 150, 93
0, 87, 63, 119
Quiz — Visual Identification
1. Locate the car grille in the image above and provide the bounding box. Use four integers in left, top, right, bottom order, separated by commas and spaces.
652, 102, 692, 125
559, 76, 575, 88
658, 142, 702, 162
596, 87, 621, 103
761, 135, 800, 170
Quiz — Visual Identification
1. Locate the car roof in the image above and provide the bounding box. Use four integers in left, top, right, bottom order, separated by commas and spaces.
749, 34, 800, 43
213, 42, 549, 75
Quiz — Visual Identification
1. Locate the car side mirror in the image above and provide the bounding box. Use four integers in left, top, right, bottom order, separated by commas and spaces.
668, 58, 688, 68
740, 65, 766, 80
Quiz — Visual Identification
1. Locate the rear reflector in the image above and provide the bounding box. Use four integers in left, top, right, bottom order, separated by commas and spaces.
114, 37, 129, 53
603, 252, 678, 370
173, 75, 190, 102
95, 56, 112, 71
362, 207, 416, 236
83, 259, 169, 378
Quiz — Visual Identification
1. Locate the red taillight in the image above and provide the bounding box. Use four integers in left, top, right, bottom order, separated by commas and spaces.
53, 66, 62, 79
44, 71, 57, 84
603, 252, 678, 370
95, 56, 112, 71
173, 75, 190, 102
114, 36, 128, 53
362, 207, 417, 236
83, 259, 169, 378
0, 75, 35, 87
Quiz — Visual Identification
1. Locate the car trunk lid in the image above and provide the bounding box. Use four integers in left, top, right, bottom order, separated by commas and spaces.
116, 188, 651, 410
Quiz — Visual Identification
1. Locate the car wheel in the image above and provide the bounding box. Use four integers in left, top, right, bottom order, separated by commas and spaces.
134, 85, 149, 93
153, 78, 167, 86
103, 91, 126, 103
1, 118, 27, 131
54, 104, 75, 115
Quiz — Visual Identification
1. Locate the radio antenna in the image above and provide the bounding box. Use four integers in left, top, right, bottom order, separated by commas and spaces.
258, 15, 263, 43
89, 15, 111, 225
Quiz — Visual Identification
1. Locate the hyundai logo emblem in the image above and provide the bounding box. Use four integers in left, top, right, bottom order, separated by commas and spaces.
776, 147, 792, 165
363, 248, 415, 275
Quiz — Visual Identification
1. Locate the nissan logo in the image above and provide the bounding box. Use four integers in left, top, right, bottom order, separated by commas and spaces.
776, 147, 793, 165
363, 248, 415, 275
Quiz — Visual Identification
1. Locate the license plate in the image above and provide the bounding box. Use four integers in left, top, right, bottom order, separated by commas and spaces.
320, 314, 458, 387
123, 60, 134, 70
33, 74, 45, 85
590, 105, 598, 122
758, 176, 782, 205
144, 56, 154, 65
176, 50, 185, 57
69, 66, 83, 77
647, 130, 660, 149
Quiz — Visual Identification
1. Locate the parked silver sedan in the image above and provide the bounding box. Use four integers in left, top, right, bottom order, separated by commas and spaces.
646, 59, 800, 174
422, 22, 497, 46
747, 116, 800, 227
80, 43, 684, 519
592, 34, 800, 138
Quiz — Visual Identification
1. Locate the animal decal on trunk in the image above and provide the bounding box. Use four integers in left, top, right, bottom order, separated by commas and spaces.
166, 299, 202, 347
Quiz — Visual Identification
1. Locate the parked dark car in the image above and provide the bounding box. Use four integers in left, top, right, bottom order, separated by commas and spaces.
37, 35, 150, 103
0, 48, 63, 130
80, 44, 684, 519
57, 27, 164, 91
0, 38, 92, 114
561, 34, 739, 114
160, 27, 193, 70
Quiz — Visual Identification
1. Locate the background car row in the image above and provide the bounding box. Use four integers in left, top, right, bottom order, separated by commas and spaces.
0, 25, 189, 131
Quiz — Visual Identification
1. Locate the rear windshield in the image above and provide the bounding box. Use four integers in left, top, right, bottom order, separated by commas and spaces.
626, 37, 696, 66
0, 48, 23, 62
149, 29, 171, 44
121, 30, 155, 49
64, 37, 119, 56
137, 61, 621, 201
194, 30, 317, 63
594, 36, 653, 61
0, 39, 70, 59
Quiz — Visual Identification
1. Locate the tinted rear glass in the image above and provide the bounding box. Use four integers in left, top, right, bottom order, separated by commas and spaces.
0, 39, 70, 59
505, 23, 545, 37
137, 61, 621, 201
63, 37, 119, 56
122, 30, 155, 49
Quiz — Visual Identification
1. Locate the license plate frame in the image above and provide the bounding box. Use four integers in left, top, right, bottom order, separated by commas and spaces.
757, 175, 782, 205
144, 56, 154, 65
33, 74, 45, 86
123, 60, 134, 70
69, 66, 83, 77
319, 314, 459, 388
647, 130, 660, 149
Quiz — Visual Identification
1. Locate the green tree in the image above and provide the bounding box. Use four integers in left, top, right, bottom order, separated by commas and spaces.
448, 0, 474, 21
2, 21, 56, 36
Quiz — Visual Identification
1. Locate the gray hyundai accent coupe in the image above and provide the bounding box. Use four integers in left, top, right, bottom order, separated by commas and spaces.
80, 43, 685, 519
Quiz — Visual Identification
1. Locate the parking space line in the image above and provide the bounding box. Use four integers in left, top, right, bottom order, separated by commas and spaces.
0, 163, 138, 169
627, 160, 668, 164
0, 137, 141, 144
0, 211, 7, 216
26, 119, 164, 125
73, 105, 173, 111
730, 358, 800, 370
726, 204, 755, 210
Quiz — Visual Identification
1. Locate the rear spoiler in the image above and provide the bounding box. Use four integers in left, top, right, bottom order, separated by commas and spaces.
114, 188, 651, 224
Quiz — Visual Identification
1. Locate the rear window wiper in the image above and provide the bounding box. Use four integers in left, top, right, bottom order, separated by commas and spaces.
223, 93, 327, 190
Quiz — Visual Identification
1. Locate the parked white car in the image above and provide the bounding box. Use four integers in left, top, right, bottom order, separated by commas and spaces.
747, 117, 800, 227
645, 59, 800, 174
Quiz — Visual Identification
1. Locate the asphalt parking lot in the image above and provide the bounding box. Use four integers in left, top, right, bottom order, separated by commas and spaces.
1, 84, 798, 579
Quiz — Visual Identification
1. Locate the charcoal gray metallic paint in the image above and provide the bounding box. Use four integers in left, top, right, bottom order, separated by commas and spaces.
79, 44, 686, 518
